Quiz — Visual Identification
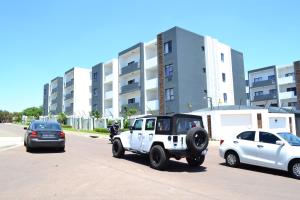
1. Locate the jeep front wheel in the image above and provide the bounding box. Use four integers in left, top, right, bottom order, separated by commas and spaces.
112, 139, 124, 158
186, 155, 205, 167
149, 145, 168, 170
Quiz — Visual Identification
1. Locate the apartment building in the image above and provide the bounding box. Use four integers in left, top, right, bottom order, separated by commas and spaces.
43, 83, 49, 116
248, 60, 300, 108
91, 59, 119, 118
63, 67, 91, 116
49, 77, 63, 115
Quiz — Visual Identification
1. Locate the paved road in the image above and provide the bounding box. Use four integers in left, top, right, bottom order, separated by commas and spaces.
0, 123, 299, 200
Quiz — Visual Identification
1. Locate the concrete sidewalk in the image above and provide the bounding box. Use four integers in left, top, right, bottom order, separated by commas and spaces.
0, 137, 23, 151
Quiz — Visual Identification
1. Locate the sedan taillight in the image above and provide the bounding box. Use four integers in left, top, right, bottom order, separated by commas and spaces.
59, 131, 65, 138
220, 140, 224, 145
30, 131, 38, 138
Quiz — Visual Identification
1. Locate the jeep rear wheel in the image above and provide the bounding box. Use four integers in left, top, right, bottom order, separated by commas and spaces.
186, 127, 209, 153
112, 139, 124, 158
186, 155, 205, 167
149, 145, 168, 170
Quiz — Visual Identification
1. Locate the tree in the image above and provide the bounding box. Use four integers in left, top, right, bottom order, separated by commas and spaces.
0, 110, 13, 123
57, 112, 67, 125
122, 107, 138, 129
90, 111, 102, 130
22, 106, 42, 119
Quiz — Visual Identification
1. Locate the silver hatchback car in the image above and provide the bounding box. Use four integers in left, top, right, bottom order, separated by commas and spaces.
24, 120, 65, 152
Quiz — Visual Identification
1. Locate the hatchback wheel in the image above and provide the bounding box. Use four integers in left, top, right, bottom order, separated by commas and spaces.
290, 161, 300, 179
225, 151, 240, 167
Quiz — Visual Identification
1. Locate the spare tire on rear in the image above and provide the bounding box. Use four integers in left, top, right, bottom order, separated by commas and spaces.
186, 127, 209, 153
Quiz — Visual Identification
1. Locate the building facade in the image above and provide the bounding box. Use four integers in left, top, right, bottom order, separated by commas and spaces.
43, 83, 49, 116
248, 60, 300, 108
49, 77, 63, 115
63, 67, 91, 117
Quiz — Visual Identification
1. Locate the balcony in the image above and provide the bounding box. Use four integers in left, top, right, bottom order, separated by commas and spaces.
120, 82, 140, 94
145, 57, 157, 69
105, 91, 113, 99
146, 78, 158, 90
104, 73, 113, 82
65, 79, 74, 88
146, 100, 159, 111
121, 62, 139, 75
121, 103, 140, 112
278, 76, 295, 85
64, 93, 74, 100
51, 88, 58, 94
64, 106, 73, 115
251, 79, 276, 88
279, 91, 297, 99
253, 93, 277, 101
51, 98, 57, 105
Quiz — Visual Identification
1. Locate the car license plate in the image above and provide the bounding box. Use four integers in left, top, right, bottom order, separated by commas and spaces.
42, 134, 55, 138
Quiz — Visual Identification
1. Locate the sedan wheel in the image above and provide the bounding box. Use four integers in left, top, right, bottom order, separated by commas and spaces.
225, 152, 239, 167
291, 162, 300, 179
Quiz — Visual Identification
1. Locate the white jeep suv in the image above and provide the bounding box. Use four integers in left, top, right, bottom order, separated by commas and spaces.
112, 114, 209, 170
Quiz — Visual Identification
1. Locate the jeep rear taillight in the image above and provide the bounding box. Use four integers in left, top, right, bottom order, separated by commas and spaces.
220, 140, 224, 145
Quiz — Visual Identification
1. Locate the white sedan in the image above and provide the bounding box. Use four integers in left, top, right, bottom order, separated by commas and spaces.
219, 130, 300, 179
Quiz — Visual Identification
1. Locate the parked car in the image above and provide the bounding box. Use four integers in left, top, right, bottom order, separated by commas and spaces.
219, 130, 300, 179
112, 114, 209, 170
24, 120, 65, 152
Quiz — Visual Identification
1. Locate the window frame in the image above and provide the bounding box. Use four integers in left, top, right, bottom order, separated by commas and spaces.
165, 88, 174, 101
132, 119, 143, 131
145, 119, 156, 131
259, 131, 281, 144
163, 41, 172, 54
237, 131, 256, 141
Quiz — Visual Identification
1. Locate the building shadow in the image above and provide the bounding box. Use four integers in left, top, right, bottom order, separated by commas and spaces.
122, 154, 207, 173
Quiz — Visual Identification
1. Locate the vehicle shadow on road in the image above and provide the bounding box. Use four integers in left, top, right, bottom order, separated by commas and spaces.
123, 154, 207, 173
219, 163, 290, 179
27, 148, 65, 154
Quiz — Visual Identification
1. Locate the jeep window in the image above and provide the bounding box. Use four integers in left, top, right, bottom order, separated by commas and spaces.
156, 118, 171, 131
176, 118, 202, 134
145, 119, 155, 130
132, 119, 143, 130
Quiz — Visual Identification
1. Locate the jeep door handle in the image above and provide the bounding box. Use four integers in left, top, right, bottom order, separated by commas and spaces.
138, 133, 142, 136
257, 145, 264, 148
233, 141, 239, 144
149, 133, 153, 136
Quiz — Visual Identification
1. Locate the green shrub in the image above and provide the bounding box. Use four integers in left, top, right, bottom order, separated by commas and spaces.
61, 125, 72, 129
94, 128, 109, 133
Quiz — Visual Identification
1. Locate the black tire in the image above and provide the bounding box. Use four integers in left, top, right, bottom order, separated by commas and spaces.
186, 127, 209, 153
289, 160, 300, 180
225, 151, 240, 167
58, 147, 65, 152
112, 139, 124, 158
186, 155, 205, 167
149, 145, 168, 170
26, 145, 32, 152
24, 140, 26, 146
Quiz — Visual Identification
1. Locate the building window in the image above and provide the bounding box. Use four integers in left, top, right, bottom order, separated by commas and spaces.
165, 64, 173, 79
223, 93, 227, 103
165, 88, 174, 101
246, 93, 250, 99
245, 80, 249, 86
204, 90, 207, 94
164, 41, 172, 54
128, 61, 135, 65
203, 68, 206, 73
222, 73, 226, 82
254, 91, 263, 96
128, 98, 135, 104
201, 46, 205, 51
93, 72, 98, 80
93, 88, 98, 96
128, 79, 135, 85
268, 75, 275, 81
254, 77, 262, 82
287, 87, 297, 95
269, 89, 277, 95
285, 72, 294, 77
221, 53, 224, 62
288, 102, 297, 107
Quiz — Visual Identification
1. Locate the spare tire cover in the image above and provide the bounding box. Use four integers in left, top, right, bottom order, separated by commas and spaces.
186, 127, 209, 153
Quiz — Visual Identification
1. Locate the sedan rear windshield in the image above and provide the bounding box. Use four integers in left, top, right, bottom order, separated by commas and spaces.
33, 122, 61, 131
278, 132, 300, 146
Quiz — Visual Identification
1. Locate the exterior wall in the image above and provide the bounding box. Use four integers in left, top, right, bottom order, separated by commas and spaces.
49, 77, 63, 115
43, 83, 49, 116
192, 109, 296, 140
294, 61, 300, 108
91, 63, 103, 114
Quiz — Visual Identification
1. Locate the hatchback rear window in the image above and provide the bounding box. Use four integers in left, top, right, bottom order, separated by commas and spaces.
34, 122, 61, 130
237, 131, 255, 141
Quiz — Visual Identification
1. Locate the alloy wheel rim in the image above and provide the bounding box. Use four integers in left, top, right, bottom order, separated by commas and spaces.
227, 154, 236, 166
293, 163, 300, 177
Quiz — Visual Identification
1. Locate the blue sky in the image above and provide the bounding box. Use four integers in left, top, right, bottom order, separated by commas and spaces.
0, 0, 299, 112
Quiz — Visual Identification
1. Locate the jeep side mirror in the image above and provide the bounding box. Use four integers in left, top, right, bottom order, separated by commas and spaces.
276, 140, 285, 146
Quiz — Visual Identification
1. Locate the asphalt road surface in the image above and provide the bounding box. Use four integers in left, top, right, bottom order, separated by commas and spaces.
0, 123, 299, 200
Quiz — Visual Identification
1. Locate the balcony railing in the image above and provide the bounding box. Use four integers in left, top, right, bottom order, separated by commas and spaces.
146, 100, 159, 111
251, 79, 276, 88
253, 93, 277, 101
65, 79, 74, 88
105, 91, 113, 99
145, 57, 157, 69
121, 103, 140, 112
146, 78, 158, 90
64, 93, 74, 100
121, 62, 139, 75
104, 73, 113, 82
120, 82, 140, 94
104, 108, 113, 117
279, 91, 297, 99
278, 76, 295, 85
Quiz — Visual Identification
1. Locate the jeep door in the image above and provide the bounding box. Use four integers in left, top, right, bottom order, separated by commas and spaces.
141, 118, 156, 152
130, 119, 144, 151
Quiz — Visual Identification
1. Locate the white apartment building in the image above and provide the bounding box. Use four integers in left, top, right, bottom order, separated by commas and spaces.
64, 67, 91, 117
